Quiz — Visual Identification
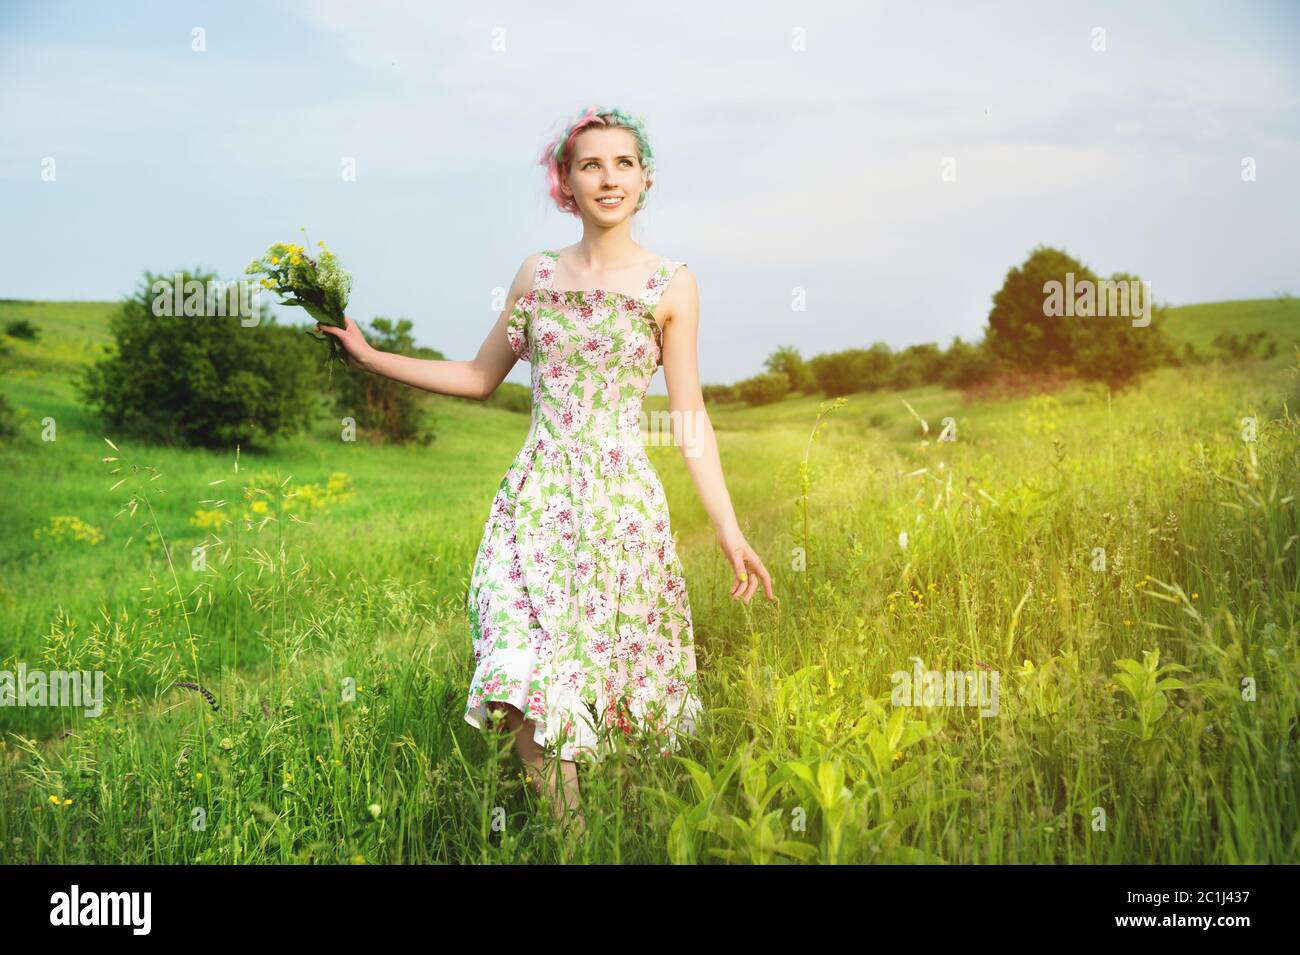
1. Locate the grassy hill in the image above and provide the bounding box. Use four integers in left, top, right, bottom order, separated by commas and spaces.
1162, 296, 1299, 356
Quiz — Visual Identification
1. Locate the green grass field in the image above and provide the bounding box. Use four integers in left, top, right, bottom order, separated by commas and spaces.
1, 297, 1297, 863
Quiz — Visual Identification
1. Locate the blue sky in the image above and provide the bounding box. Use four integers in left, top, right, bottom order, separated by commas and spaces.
2, 0, 1297, 390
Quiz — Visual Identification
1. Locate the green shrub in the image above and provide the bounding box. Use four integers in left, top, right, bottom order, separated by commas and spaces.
764, 345, 817, 394
736, 371, 790, 406
485, 380, 532, 414
809, 344, 892, 396
939, 336, 999, 389
701, 384, 737, 404
78, 269, 319, 448
888, 343, 943, 390
330, 317, 436, 445
985, 246, 1174, 388
4, 319, 38, 341
1211, 330, 1278, 362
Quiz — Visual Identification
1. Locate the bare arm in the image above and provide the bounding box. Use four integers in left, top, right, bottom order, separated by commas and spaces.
659, 268, 776, 604
315, 254, 538, 401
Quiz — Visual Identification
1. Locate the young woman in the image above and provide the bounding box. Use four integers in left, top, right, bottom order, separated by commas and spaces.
317, 105, 775, 836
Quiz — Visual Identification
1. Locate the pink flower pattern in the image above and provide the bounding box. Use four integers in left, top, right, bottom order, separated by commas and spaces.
465, 250, 702, 762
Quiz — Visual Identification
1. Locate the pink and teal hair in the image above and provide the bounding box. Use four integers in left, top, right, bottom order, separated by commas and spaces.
539, 105, 655, 216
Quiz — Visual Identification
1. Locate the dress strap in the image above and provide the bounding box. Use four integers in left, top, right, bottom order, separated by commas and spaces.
643, 259, 686, 308
533, 250, 558, 290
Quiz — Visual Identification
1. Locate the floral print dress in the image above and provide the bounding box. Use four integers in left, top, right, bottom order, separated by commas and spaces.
463, 250, 704, 763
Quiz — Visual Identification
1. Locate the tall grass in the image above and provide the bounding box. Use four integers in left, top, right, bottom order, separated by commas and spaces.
1, 340, 1296, 862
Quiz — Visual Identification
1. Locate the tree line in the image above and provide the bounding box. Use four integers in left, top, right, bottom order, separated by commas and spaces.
709, 245, 1281, 407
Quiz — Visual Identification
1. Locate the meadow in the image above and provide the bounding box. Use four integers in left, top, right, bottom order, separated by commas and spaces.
1, 297, 1297, 863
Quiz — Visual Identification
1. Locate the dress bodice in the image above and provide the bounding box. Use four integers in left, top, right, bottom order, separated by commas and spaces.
506, 250, 686, 451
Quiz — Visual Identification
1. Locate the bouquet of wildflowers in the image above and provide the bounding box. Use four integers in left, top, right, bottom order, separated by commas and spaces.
246, 229, 353, 377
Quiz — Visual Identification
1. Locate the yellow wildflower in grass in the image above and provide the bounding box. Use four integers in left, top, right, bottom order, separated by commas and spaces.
250, 500, 268, 514
48, 795, 59, 805
291, 482, 325, 510
34, 515, 104, 545
189, 507, 229, 530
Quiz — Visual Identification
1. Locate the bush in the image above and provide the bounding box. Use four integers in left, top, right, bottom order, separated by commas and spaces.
701, 384, 737, 404
888, 343, 943, 390
4, 319, 38, 341
485, 380, 532, 414
78, 269, 319, 448
764, 346, 817, 394
809, 344, 893, 396
985, 246, 1174, 389
939, 336, 999, 390
1172, 341, 1207, 367
736, 371, 790, 407
330, 317, 436, 445
1211, 330, 1278, 362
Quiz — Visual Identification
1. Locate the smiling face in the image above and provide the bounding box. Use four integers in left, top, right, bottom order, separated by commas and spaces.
560, 126, 650, 219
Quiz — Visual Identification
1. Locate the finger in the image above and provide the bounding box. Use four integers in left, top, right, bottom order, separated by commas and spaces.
729, 548, 746, 598
743, 558, 759, 603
